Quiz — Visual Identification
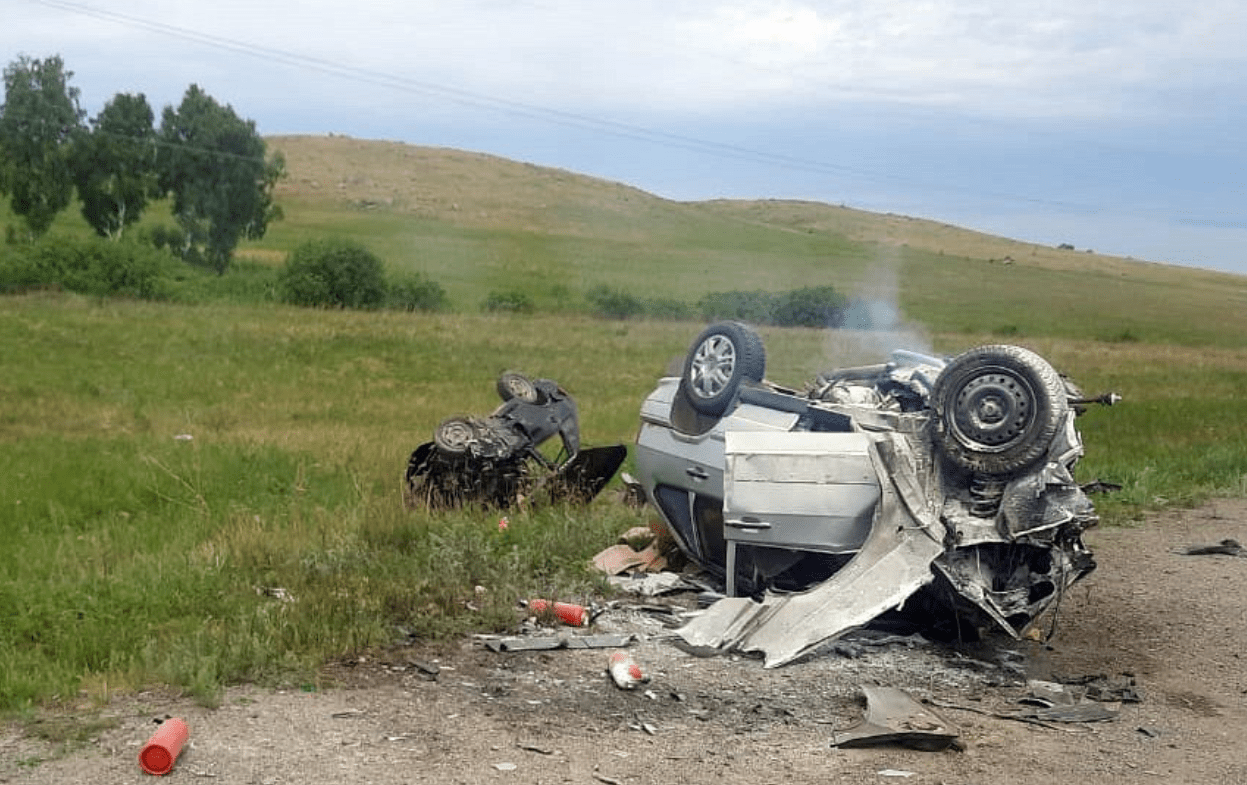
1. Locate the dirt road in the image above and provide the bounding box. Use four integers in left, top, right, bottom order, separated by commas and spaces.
5, 500, 1247, 785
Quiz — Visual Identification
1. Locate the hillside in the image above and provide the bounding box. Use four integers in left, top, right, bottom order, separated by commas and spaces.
260, 134, 1247, 347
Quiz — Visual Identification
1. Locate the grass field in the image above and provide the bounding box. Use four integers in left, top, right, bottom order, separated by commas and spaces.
2, 134, 1247, 711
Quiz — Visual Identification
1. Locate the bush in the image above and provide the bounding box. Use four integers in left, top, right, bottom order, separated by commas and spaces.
0, 235, 172, 299
586, 285, 644, 319
387, 272, 447, 312
697, 286, 850, 328
278, 238, 386, 309
698, 290, 777, 324
643, 297, 693, 321
481, 289, 534, 314
772, 286, 848, 328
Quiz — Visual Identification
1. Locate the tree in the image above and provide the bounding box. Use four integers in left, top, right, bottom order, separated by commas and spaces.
0, 55, 85, 238
157, 85, 283, 273
72, 92, 158, 240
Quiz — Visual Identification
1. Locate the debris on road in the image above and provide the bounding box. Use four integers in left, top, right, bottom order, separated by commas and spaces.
607, 650, 650, 690
591, 524, 670, 575
482, 633, 634, 653
1174, 538, 1245, 556
138, 717, 190, 776
606, 572, 695, 597
523, 598, 590, 626
830, 686, 959, 751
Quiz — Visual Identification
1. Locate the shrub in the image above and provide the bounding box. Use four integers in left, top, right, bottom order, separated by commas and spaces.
481, 289, 534, 314
697, 290, 776, 324
387, 272, 447, 312
0, 235, 171, 299
644, 297, 693, 321
278, 238, 386, 309
697, 286, 850, 328
586, 285, 644, 320
772, 286, 848, 328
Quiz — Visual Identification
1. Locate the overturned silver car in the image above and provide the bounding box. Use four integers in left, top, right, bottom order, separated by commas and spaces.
634, 322, 1116, 667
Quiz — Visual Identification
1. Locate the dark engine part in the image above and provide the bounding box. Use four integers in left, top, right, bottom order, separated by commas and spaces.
404, 373, 625, 509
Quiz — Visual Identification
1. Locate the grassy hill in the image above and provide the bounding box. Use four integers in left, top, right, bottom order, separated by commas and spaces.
258, 134, 1247, 347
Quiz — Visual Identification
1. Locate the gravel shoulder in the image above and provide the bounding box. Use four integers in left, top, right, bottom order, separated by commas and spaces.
5, 499, 1247, 785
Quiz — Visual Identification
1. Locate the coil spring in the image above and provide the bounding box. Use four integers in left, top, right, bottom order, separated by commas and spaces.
970, 474, 1006, 518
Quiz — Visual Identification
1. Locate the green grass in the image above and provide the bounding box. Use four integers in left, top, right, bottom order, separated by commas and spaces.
3, 296, 1247, 711
3, 135, 1247, 712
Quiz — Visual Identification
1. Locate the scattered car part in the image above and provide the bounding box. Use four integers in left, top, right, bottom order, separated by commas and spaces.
404, 372, 625, 509
831, 686, 959, 751
1174, 538, 1245, 556
634, 322, 1116, 666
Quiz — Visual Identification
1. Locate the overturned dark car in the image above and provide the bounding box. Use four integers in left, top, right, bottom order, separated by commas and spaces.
405, 372, 625, 509
634, 322, 1117, 667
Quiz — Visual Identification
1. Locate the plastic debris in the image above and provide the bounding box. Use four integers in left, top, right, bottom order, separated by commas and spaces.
524, 599, 589, 626
607, 650, 649, 690
138, 717, 190, 776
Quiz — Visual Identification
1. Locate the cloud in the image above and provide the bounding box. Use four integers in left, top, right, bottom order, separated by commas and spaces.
9, 0, 1246, 123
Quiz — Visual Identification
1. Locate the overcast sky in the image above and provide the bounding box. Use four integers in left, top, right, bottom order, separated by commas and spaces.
7, 0, 1247, 274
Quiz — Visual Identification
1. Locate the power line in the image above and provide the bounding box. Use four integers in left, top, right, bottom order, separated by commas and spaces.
24, 0, 1244, 228
27, 0, 1091, 212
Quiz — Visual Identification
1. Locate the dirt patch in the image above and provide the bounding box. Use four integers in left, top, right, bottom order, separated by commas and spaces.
6, 500, 1247, 785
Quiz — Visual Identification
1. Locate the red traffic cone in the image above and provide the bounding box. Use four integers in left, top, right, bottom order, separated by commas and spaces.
526, 599, 589, 626
138, 717, 189, 775
608, 650, 649, 690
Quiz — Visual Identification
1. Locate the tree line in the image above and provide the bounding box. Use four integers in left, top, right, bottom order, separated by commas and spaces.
0, 55, 283, 274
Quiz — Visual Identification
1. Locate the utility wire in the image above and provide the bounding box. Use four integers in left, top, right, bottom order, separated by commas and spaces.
26, 0, 1244, 227
28, 0, 1093, 213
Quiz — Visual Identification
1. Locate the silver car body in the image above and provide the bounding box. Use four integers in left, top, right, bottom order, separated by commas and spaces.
635, 334, 1103, 667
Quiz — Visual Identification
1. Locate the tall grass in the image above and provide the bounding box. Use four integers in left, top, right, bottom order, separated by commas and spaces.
4, 295, 1247, 710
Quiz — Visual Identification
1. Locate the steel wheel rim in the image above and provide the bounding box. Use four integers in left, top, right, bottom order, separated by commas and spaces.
949, 369, 1036, 453
436, 420, 475, 451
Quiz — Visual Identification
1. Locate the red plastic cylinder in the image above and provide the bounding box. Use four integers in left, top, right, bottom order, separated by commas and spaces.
527, 599, 589, 626
138, 718, 189, 776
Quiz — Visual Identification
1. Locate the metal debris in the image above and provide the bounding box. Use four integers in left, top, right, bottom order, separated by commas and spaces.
830, 686, 959, 751
404, 372, 624, 509
483, 633, 634, 652
1174, 539, 1245, 557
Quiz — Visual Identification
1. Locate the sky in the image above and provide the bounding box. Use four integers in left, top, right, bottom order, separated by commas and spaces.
6, 0, 1247, 274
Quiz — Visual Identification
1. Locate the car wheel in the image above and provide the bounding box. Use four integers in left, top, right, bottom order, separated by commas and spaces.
679, 322, 766, 416
496, 371, 542, 404
930, 345, 1068, 475
434, 416, 476, 455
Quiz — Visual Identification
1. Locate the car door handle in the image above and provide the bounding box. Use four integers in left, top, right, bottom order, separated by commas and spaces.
685, 466, 709, 481
725, 516, 771, 530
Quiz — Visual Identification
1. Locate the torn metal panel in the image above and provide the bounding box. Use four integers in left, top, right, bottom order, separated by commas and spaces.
831, 686, 959, 751
676, 435, 945, 668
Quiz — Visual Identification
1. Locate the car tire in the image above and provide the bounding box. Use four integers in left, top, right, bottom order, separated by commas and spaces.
496, 371, 542, 404
930, 345, 1068, 475
434, 416, 476, 455
678, 321, 766, 416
